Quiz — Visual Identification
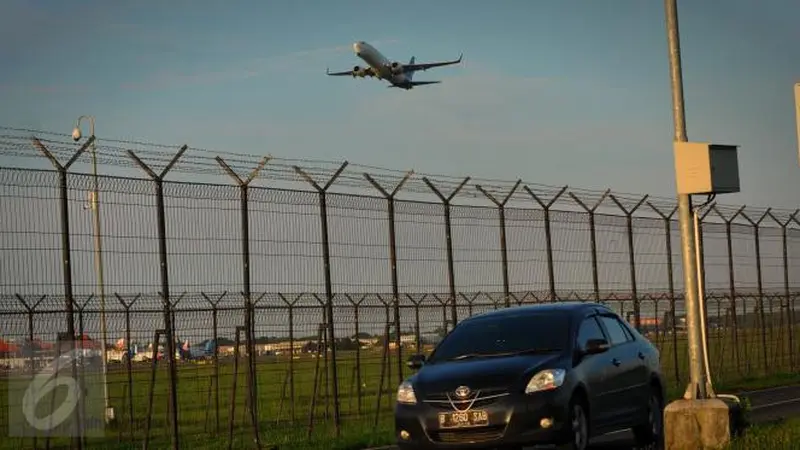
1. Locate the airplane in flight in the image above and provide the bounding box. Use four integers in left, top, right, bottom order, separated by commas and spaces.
326, 41, 463, 90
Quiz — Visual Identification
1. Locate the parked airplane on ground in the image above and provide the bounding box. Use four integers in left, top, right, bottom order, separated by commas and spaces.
326, 41, 463, 89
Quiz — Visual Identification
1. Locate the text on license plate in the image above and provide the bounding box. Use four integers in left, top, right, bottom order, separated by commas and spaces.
438, 409, 489, 428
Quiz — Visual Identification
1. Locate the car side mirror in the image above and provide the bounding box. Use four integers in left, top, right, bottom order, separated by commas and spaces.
407, 354, 426, 370
583, 338, 610, 355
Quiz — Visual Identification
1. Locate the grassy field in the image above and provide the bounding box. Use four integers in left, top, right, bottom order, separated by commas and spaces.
0, 322, 798, 449
727, 417, 800, 449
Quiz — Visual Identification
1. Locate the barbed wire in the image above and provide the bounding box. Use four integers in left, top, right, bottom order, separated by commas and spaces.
0, 125, 797, 217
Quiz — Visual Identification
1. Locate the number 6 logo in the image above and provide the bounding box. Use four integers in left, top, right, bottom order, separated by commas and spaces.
21, 352, 81, 431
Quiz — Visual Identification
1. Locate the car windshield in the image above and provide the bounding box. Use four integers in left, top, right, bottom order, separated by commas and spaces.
427, 312, 571, 363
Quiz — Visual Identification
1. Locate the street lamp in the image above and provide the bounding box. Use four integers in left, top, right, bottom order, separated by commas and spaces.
72, 115, 114, 425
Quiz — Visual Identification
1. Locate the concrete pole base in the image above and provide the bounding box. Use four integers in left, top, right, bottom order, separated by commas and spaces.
664, 398, 735, 450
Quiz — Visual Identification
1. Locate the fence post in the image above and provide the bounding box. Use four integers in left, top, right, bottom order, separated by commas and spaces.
17, 294, 46, 447
342, 294, 364, 416
609, 194, 648, 330
458, 293, 475, 317
278, 294, 301, 421
711, 205, 746, 373
409, 294, 426, 353
569, 190, 610, 302
523, 185, 568, 301
422, 177, 470, 326
646, 201, 681, 383
767, 209, 799, 370
15, 295, 45, 449
364, 170, 413, 381
15, 295, 45, 371
293, 162, 348, 437
433, 294, 450, 336
740, 208, 771, 374
216, 155, 268, 442
78, 296, 91, 341
476, 180, 522, 308
791, 212, 800, 369
114, 293, 140, 436
32, 136, 94, 448
126, 145, 187, 450
201, 292, 226, 431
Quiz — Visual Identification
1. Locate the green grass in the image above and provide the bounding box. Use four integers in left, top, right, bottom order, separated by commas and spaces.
1, 322, 798, 449
727, 417, 800, 449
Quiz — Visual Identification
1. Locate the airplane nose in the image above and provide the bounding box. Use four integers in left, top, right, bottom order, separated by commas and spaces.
353, 42, 361, 54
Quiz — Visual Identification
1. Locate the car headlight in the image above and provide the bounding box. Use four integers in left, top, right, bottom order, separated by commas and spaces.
524, 369, 566, 394
397, 380, 417, 405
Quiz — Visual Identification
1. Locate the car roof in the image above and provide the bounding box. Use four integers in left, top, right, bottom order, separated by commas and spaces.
461, 301, 613, 323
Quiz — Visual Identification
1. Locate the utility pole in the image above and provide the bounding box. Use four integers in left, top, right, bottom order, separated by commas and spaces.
72, 116, 113, 424
794, 82, 799, 166
664, 0, 706, 401
664, 1, 742, 447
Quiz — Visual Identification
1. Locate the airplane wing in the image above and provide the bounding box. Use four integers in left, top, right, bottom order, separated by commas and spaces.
388, 81, 442, 89
403, 54, 463, 72
326, 67, 376, 77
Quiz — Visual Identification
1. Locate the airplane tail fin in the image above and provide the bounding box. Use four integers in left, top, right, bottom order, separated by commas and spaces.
407, 56, 415, 80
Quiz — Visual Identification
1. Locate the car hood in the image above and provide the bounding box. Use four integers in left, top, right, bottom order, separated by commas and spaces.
413, 352, 563, 396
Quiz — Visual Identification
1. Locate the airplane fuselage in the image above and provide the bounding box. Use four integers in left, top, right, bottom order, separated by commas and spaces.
353, 41, 411, 87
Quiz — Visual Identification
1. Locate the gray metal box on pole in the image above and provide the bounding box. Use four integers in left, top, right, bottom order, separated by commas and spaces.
673, 142, 740, 195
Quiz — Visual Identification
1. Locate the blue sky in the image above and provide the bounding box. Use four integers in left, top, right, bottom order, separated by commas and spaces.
1, 0, 799, 209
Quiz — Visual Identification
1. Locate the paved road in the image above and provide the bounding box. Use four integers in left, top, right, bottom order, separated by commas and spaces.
369, 384, 800, 449
738, 384, 800, 424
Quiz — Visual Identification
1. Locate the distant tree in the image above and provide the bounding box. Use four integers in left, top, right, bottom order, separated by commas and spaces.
254, 335, 282, 345
215, 337, 235, 346
335, 337, 359, 351
302, 341, 319, 354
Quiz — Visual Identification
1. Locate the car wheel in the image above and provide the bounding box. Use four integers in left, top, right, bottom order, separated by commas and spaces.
632, 387, 664, 447
560, 399, 589, 450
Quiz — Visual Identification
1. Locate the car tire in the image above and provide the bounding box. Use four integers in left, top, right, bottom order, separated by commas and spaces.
632, 387, 664, 448
559, 398, 589, 450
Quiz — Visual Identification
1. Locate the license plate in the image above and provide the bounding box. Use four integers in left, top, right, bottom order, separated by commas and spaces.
438, 409, 489, 428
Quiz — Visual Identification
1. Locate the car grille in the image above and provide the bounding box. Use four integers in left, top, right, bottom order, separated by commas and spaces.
423, 387, 509, 411
429, 425, 506, 443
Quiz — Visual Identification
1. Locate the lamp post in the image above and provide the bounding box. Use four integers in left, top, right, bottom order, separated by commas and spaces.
72, 115, 113, 424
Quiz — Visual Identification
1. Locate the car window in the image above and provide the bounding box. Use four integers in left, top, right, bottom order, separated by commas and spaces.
427, 312, 570, 363
576, 316, 606, 350
617, 318, 637, 341
598, 315, 632, 346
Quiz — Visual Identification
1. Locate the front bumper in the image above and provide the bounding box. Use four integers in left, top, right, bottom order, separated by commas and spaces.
394, 388, 571, 449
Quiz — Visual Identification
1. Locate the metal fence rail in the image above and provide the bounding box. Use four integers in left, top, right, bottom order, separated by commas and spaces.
0, 130, 798, 449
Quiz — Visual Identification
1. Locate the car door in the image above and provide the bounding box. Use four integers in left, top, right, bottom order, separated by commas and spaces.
574, 314, 625, 428
617, 316, 656, 414
596, 313, 647, 424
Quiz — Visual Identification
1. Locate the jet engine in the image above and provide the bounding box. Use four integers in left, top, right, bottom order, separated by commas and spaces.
390, 61, 404, 74
352, 66, 367, 77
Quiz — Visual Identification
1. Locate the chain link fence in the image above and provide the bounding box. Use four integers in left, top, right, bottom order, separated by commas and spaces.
0, 129, 798, 448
